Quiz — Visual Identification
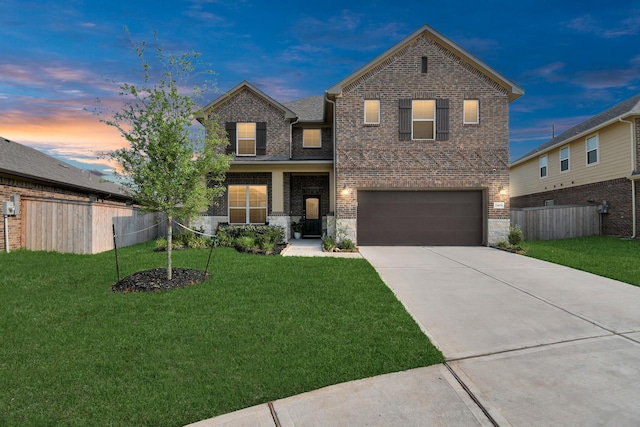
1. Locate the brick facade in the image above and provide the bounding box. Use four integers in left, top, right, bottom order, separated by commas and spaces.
208, 172, 272, 216
208, 88, 290, 157
289, 175, 331, 217
291, 127, 333, 159
511, 177, 639, 236
335, 34, 511, 227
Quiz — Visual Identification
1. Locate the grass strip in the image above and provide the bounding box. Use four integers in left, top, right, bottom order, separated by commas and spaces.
0, 242, 443, 426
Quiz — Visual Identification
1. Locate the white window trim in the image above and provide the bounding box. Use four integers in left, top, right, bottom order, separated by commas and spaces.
236, 122, 256, 157
560, 146, 570, 173
412, 99, 436, 141
364, 99, 380, 125
463, 100, 479, 125
539, 155, 548, 179
586, 134, 599, 166
228, 184, 268, 224
303, 129, 322, 148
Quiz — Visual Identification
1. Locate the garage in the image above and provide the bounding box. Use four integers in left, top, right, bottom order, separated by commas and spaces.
357, 190, 484, 246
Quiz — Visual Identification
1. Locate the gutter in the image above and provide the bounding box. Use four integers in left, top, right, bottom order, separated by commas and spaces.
620, 117, 637, 238
289, 117, 299, 159
325, 92, 337, 220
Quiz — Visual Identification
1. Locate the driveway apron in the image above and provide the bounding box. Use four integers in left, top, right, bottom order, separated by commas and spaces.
359, 246, 640, 426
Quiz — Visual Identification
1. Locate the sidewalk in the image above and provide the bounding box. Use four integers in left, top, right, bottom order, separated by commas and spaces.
280, 239, 362, 258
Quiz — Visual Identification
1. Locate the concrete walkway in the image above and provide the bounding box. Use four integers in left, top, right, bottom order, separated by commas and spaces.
187, 246, 640, 426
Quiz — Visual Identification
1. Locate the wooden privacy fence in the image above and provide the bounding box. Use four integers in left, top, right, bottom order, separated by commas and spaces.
22, 197, 162, 254
511, 205, 601, 241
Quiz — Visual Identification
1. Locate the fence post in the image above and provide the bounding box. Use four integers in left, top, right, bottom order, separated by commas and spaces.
113, 224, 120, 282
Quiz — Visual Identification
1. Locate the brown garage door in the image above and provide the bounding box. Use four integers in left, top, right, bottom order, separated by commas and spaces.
357, 191, 483, 246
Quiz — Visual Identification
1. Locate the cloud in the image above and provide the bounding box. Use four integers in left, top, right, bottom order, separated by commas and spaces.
251, 78, 306, 102
565, 12, 640, 39
522, 62, 566, 83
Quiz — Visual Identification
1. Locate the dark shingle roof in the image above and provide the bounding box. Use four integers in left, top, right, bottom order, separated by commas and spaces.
0, 136, 126, 199
512, 93, 640, 165
283, 96, 325, 122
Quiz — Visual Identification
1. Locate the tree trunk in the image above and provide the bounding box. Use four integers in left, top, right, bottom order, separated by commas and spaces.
166, 215, 172, 281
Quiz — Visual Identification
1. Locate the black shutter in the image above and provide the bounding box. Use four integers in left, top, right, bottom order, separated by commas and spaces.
398, 99, 412, 140
225, 122, 236, 154
421, 56, 428, 74
256, 122, 267, 155
436, 99, 449, 141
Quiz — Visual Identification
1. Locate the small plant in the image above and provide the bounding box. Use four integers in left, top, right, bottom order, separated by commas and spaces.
216, 224, 285, 255
291, 217, 305, 234
154, 237, 168, 252
322, 235, 337, 252
508, 225, 524, 246
338, 238, 356, 251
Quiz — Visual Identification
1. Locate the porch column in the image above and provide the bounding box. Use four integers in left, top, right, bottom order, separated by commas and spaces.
272, 171, 284, 212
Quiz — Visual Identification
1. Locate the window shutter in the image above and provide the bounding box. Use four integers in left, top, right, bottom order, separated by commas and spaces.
421, 56, 428, 74
436, 98, 449, 141
225, 122, 236, 154
398, 99, 412, 140
256, 122, 267, 155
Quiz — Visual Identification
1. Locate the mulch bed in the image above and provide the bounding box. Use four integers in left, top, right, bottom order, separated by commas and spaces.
112, 268, 209, 293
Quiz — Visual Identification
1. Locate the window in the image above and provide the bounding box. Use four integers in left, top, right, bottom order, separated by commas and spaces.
539, 155, 548, 178
421, 56, 428, 73
228, 185, 267, 224
560, 146, 570, 172
237, 123, 256, 156
364, 100, 380, 124
586, 135, 598, 165
463, 100, 479, 124
412, 100, 435, 140
303, 129, 321, 148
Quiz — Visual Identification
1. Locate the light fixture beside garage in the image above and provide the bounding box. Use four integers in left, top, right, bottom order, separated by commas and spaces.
498, 185, 507, 196
341, 185, 350, 196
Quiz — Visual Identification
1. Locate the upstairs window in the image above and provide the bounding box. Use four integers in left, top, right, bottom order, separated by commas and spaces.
560, 146, 570, 172
412, 100, 435, 140
539, 155, 548, 178
237, 123, 256, 156
303, 129, 321, 148
364, 99, 380, 124
229, 185, 267, 224
586, 135, 599, 165
463, 100, 479, 124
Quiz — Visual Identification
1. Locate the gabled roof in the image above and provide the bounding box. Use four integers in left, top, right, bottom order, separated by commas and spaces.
511, 93, 640, 166
0, 136, 126, 199
199, 80, 298, 121
326, 24, 524, 102
283, 95, 325, 122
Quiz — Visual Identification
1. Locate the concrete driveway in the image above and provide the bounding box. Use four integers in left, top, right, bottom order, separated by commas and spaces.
188, 246, 640, 426
360, 246, 640, 426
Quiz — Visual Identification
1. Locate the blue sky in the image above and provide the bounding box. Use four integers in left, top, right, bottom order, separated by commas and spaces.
1, 0, 639, 177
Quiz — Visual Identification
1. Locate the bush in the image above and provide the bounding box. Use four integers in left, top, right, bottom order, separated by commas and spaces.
217, 224, 285, 255
322, 236, 337, 252
338, 238, 356, 251
508, 225, 524, 246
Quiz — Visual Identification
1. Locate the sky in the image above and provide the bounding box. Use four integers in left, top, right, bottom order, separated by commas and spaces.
1, 0, 640, 179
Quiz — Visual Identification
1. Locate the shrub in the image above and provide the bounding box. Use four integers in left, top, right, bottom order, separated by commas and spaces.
338, 238, 356, 251
322, 236, 337, 252
217, 224, 285, 255
508, 225, 524, 246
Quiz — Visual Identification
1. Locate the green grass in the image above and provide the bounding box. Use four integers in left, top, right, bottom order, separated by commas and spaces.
524, 235, 640, 286
0, 242, 443, 426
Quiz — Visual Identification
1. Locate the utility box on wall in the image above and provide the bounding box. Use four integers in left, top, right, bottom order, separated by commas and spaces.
2, 201, 16, 216
2, 195, 20, 216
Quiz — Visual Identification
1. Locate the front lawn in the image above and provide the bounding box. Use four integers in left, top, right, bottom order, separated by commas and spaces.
524, 235, 640, 286
0, 242, 443, 426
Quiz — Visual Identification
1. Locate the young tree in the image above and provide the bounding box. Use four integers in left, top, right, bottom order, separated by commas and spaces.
98, 34, 230, 280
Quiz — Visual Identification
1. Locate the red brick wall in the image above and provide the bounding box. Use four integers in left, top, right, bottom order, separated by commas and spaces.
335, 34, 511, 222
510, 177, 639, 236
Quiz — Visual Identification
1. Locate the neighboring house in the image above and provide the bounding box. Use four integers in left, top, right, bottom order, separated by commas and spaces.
0, 137, 157, 253
510, 94, 640, 237
197, 24, 523, 245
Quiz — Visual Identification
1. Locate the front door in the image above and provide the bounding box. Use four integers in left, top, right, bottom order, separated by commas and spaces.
303, 195, 321, 237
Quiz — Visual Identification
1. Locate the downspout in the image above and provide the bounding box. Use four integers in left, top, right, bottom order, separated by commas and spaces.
289, 117, 299, 159
619, 117, 636, 238
325, 93, 337, 225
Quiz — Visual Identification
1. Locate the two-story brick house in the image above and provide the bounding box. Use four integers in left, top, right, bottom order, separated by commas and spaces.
197, 25, 523, 245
